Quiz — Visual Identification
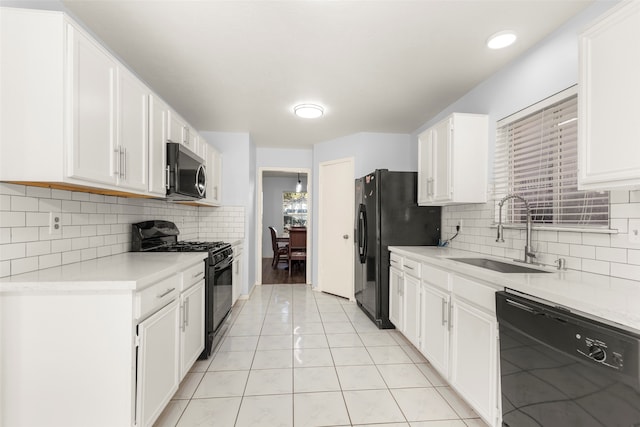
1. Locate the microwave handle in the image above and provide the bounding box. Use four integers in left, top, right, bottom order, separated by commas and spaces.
196, 164, 206, 197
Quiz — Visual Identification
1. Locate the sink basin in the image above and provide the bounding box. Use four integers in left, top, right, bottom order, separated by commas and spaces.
448, 258, 551, 274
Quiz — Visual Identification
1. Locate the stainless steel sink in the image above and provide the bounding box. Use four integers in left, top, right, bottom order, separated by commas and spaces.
448, 258, 551, 274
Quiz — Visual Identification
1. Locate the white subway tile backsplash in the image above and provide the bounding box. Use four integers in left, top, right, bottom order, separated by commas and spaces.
26, 241, 50, 257
1, 260, 10, 277
1, 212, 26, 227
0, 195, 11, 211
11, 227, 39, 243
81, 248, 97, 261
51, 189, 72, 200
611, 203, 640, 219
0, 183, 26, 196
11, 196, 39, 212
71, 192, 90, 201
25, 186, 51, 198
0, 229, 10, 244
39, 253, 61, 269
11, 256, 39, 275
62, 200, 81, 212
442, 190, 639, 281
39, 198, 62, 212
628, 250, 640, 265
62, 250, 81, 265
610, 263, 640, 281
582, 259, 610, 276
596, 247, 627, 263
0, 243, 26, 261
51, 239, 72, 253
25, 212, 49, 227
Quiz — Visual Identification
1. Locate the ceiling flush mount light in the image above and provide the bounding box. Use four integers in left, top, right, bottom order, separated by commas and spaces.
487, 30, 517, 49
294, 104, 324, 119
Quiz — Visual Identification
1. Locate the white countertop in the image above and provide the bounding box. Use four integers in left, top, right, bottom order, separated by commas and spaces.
389, 246, 640, 333
0, 252, 207, 293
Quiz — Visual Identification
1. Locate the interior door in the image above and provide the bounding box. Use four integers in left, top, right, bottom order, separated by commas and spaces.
318, 157, 354, 299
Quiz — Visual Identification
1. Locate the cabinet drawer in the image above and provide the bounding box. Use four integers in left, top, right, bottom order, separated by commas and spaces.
451, 275, 498, 314
180, 261, 205, 291
402, 257, 421, 278
135, 274, 180, 320
390, 253, 403, 269
421, 263, 450, 291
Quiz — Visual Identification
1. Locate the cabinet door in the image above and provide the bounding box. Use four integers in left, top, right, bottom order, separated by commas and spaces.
232, 248, 243, 305
117, 67, 148, 191
417, 130, 432, 205
420, 282, 450, 377
431, 118, 452, 202
180, 280, 205, 379
450, 297, 498, 426
578, 1, 640, 190
148, 95, 168, 196
167, 110, 187, 145
207, 146, 222, 205
402, 274, 421, 347
136, 299, 180, 427
67, 24, 117, 185
389, 267, 403, 330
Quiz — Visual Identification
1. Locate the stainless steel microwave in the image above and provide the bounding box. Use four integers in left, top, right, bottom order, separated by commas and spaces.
166, 142, 206, 200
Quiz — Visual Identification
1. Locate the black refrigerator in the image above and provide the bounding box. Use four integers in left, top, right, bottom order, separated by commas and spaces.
354, 170, 441, 329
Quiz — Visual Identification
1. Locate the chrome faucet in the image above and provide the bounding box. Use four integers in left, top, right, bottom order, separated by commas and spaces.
496, 194, 536, 264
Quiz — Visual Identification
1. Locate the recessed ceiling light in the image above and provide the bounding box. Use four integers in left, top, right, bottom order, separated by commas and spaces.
487, 31, 517, 49
294, 104, 324, 119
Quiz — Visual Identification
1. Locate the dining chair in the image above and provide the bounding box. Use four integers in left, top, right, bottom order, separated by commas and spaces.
288, 228, 307, 276
269, 226, 288, 269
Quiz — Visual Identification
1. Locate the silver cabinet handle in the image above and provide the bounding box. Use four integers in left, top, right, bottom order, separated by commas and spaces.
165, 165, 170, 190
192, 271, 203, 279
404, 265, 414, 270
157, 288, 175, 299
123, 147, 127, 180
114, 147, 120, 176
119, 146, 125, 179
441, 298, 447, 326
181, 302, 186, 332
448, 302, 453, 331
185, 298, 190, 327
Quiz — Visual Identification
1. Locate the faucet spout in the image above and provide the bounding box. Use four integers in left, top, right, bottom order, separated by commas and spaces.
496, 194, 536, 264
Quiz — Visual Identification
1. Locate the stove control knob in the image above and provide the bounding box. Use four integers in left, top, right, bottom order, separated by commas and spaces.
589, 345, 606, 362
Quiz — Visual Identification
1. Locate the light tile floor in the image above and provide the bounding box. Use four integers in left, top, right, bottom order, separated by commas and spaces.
154, 284, 489, 427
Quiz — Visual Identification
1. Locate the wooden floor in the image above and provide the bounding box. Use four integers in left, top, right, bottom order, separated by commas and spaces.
261, 258, 306, 284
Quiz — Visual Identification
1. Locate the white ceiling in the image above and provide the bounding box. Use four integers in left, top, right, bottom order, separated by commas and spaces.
62, 0, 593, 148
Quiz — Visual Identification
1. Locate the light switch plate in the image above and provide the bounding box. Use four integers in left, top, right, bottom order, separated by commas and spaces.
629, 219, 640, 243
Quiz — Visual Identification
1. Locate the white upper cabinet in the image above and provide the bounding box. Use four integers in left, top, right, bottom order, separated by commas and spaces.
578, 1, 640, 190
117, 67, 149, 191
67, 23, 118, 186
0, 8, 206, 200
148, 95, 169, 196
418, 113, 488, 206
205, 144, 222, 206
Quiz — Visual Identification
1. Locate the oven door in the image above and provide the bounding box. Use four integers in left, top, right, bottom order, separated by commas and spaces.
211, 253, 233, 333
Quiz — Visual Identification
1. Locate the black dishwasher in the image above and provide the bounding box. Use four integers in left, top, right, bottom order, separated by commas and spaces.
496, 290, 640, 427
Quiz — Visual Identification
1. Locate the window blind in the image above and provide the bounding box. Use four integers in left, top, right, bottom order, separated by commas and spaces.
494, 86, 609, 227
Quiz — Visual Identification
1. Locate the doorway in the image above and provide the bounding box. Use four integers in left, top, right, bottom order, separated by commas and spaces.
257, 168, 311, 285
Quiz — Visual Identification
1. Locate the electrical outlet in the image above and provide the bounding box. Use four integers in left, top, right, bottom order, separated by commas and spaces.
49, 212, 62, 236
629, 219, 640, 243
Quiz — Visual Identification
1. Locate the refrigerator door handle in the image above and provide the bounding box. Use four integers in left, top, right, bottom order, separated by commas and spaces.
358, 204, 367, 264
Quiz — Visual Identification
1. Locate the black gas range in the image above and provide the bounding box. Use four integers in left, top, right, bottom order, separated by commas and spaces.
131, 220, 233, 358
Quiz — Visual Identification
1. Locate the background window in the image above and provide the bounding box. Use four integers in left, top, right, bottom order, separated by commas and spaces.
283, 191, 307, 228
494, 86, 609, 227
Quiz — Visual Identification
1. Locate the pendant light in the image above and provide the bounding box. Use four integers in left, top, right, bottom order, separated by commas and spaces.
296, 173, 302, 192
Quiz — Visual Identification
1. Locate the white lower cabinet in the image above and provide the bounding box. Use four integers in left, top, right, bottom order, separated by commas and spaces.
388, 253, 500, 427
0, 257, 205, 427
420, 281, 450, 377
402, 273, 421, 347
389, 266, 403, 329
232, 242, 244, 305
180, 280, 205, 379
136, 299, 181, 427
449, 296, 498, 426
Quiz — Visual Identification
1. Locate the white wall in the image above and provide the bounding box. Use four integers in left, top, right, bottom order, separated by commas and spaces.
256, 148, 313, 170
